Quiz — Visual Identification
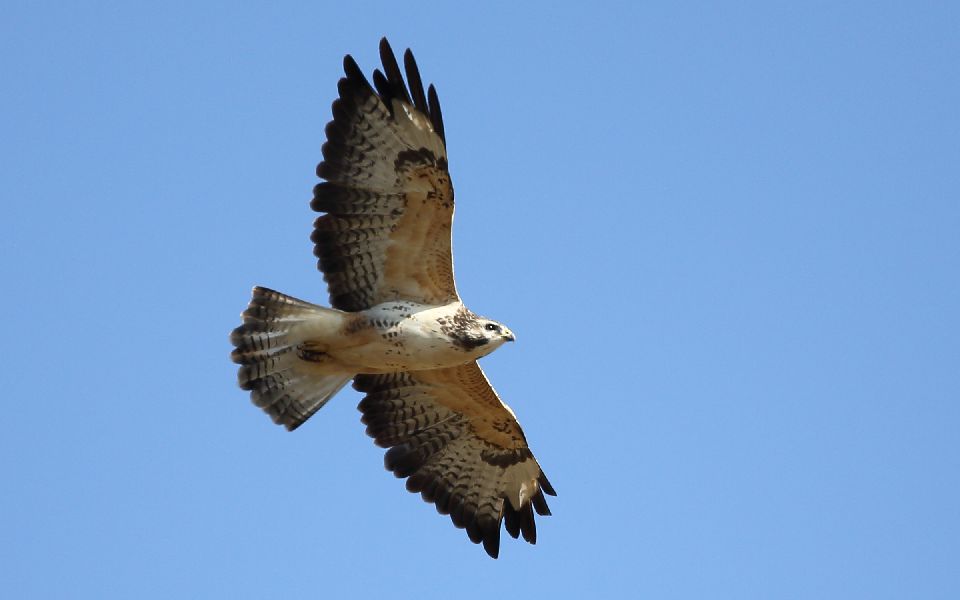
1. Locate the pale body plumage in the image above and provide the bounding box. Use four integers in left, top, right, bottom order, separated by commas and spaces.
292, 300, 514, 373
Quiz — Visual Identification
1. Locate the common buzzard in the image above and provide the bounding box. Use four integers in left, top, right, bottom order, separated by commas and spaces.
231, 38, 554, 558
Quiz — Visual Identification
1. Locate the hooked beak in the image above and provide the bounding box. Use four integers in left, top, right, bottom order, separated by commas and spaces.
503, 330, 516, 342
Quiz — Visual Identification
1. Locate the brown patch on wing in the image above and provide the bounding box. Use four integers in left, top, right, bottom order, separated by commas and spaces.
354, 362, 555, 558
414, 361, 527, 451
311, 38, 457, 311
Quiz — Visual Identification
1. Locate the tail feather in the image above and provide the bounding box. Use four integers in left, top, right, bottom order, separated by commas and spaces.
231, 286, 352, 430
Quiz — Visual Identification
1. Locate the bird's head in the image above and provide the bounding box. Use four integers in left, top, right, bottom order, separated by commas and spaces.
447, 311, 516, 356
479, 319, 516, 345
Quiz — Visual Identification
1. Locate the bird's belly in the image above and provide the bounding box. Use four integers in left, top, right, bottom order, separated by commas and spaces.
326, 303, 471, 373
331, 333, 467, 373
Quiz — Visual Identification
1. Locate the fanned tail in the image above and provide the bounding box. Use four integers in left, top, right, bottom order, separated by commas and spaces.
230, 286, 352, 430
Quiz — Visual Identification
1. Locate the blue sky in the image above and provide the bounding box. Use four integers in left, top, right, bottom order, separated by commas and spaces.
2, 2, 958, 598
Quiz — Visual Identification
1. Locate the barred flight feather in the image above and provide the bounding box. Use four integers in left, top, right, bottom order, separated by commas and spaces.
354, 362, 554, 558
312, 37, 456, 311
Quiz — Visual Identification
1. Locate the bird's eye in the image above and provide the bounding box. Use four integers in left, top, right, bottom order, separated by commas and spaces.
484, 323, 499, 332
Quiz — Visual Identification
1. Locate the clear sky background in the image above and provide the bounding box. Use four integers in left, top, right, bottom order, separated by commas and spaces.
2, 2, 958, 598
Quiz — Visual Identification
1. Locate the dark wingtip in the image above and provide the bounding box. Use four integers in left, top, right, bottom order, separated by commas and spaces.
483, 536, 500, 559
539, 473, 557, 496
519, 504, 537, 544
378, 37, 411, 104
427, 83, 445, 144
503, 506, 521, 539
403, 48, 428, 114
343, 54, 366, 79
532, 491, 552, 516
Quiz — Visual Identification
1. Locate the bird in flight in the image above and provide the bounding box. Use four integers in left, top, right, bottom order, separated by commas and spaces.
231, 38, 554, 558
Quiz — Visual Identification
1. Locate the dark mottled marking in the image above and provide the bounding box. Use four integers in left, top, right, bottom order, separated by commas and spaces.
342, 317, 371, 335
437, 306, 489, 351
395, 148, 438, 172
296, 344, 329, 363
481, 445, 534, 468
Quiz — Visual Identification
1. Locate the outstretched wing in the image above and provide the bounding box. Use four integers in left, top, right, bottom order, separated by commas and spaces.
312, 38, 457, 311
354, 362, 556, 559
